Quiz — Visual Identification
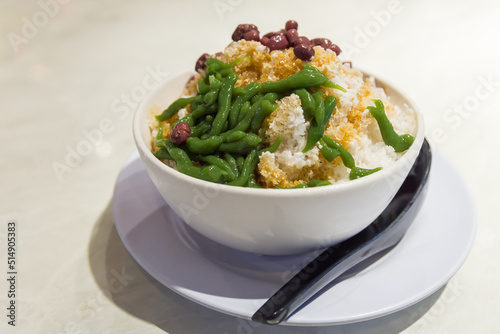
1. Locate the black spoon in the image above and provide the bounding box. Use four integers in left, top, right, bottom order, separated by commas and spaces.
252, 139, 432, 325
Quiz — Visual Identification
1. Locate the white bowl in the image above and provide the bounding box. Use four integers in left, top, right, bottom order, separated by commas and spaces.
133, 70, 424, 255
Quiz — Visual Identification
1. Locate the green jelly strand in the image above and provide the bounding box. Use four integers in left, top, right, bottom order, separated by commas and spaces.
190, 120, 211, 138
321, 135, 355, 169
228, 82, 262, 129
185, 135, 223, 155
204, 75, 222, 106
367, 99, 414, 152
205, 56, 249, 76
229, 149, 259, 186
237, 100, 251, 123
275, 178, 332, 189
200, 155, 237, 181
172, 113, 195, 128
303, 95, 337, 152
293, 88, 316, 119
222, 96, 264, 139
259, 136, 283, 154
308, 179, 332, 187
197, 81, 210, 95
169, 147, 227, 183
261, 64, 345, 93
313, 89, 325, 125
246, 175, 262, 188
153, 148, 172, 160
218, 133, 262, 154
224, 153, 240, 178
235, 155, 245, 172
156, 96, 195, 122
210, 73, 238, 136
250, 99, 278, 133
349, 166, 383, 180
222, 130, 246, 143
319, 138, 340, 162
261, 64, 324, 93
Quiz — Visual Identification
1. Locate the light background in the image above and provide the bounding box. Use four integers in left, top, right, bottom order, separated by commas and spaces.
1, 0, 499, 333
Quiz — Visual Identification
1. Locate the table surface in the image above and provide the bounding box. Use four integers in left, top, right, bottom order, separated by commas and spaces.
1, 0, 499, 333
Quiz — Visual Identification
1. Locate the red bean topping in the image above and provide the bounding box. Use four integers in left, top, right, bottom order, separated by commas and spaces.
293, 44, 315, 61
321, 43, 342, 55
232, 24, 259, 41
175, 122, 191, 134
232, 22, 343, 60
267, 33, 289, 51
285, 20, 298, 31
285, 29, 299, 45
263, 31, 275, 39
293, 36, 311, 47
311, 38, 332, 46
263, 29, 285, 40
170, 122, 191, 145
195, 53, 210, 72
243, 29, 260, 41
170, 128, 190, 145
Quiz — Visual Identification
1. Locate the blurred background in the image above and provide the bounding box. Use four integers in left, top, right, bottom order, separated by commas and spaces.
1, 0, 499, 333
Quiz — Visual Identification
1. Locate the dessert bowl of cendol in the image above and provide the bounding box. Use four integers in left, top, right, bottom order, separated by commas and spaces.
133, 21, 425, 255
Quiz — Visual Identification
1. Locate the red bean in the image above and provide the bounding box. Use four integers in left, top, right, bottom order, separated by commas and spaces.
294, 36, 311, 47
243, 29, 260, 41
321, 43, 342, 55
170, 122, 191, 145
170, 129, 190, 145
195, 53, 210, 72
311, 38, 332, 46
175, 122, 191, 134
263, 31, 275, 39
285, 20, 298, 31
263, 29, 285, 39
267, 33, 289, 51
235, 22, 341, 59
293, 44, 315, 61
232, 24, 259, 41
285, 29, 299, 45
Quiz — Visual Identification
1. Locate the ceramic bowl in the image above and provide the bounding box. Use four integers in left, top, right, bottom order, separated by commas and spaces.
133, 70, 424, 255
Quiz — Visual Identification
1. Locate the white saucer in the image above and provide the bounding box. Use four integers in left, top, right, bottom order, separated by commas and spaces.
112, 149, 476, 326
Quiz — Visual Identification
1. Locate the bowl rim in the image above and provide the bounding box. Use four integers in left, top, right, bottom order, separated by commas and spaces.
133, 69, 425, 198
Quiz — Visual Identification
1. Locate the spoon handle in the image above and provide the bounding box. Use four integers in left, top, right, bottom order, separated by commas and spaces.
251, 140, 431, 325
